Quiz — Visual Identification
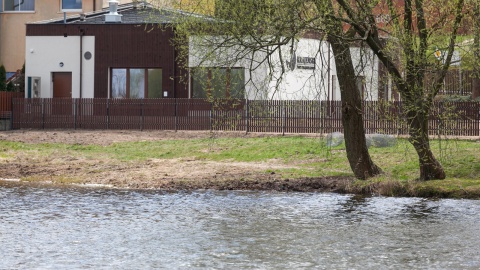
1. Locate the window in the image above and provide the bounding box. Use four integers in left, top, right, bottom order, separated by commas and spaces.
147, 69, 163, 98
129, 69, 145, 98
4, 0, 34, 11
191, 67, 245, 99
27, 77, 41, 98
111, 68, 162, 98
61, 0, 82, 11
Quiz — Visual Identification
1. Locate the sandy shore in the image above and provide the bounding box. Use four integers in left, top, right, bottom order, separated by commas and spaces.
0, 129, 353, 192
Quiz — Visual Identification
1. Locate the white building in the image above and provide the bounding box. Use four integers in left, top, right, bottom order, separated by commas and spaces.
189, 35, 388, 101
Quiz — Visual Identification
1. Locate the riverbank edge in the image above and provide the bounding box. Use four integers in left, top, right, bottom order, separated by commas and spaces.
2, 176, 479, 199
1, 129, 479, 199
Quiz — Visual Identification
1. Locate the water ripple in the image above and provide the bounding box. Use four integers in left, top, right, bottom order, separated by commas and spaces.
1, 181, 479, 269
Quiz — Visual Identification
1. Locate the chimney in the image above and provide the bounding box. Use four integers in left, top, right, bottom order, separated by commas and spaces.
105, 0, 122, 23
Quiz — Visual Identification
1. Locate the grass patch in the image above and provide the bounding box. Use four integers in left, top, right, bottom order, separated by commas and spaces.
1, 136, 479, 198
198, 136, 328, 162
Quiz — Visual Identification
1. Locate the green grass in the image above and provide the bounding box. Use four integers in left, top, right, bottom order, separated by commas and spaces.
1, 136, 479, 197
197, 136, 328, 161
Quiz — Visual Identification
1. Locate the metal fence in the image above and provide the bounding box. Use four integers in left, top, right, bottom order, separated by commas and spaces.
440, 69, 474, 96
10, 98, 480, 136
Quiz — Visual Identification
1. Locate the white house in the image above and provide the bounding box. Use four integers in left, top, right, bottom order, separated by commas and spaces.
188, 35, 388, 101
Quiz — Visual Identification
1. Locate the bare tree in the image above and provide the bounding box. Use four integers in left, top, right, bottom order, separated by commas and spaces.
334, 0, 466, 180
472, 1, 480, 99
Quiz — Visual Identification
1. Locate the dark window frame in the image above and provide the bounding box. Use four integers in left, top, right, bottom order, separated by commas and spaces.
3, 0, 35, 11
110, 67, 163, 99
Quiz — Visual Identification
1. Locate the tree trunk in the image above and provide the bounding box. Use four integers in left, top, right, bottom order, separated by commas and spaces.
473, 2, 480, 100
406, 104, 446, 180
315, 0, 382, 179
328, 36, 382, 180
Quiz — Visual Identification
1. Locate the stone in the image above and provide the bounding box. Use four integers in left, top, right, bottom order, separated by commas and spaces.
325, 132, 344, 147
366, 133, 397, 148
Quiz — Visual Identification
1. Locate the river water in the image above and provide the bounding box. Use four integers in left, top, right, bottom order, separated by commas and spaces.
1, 181, 479, 270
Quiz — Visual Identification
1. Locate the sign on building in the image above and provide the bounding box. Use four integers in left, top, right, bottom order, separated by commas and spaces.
287, 52, 316, 71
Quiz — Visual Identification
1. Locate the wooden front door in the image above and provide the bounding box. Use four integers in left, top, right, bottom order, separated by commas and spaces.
53, 72, 72, 98
52, 72, 72, 116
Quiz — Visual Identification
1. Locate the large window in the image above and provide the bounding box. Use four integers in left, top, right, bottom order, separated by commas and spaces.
4, 0, 34, 11
61, 0, 82, 11
111, 68, 163, 98
191, 67, 245, 99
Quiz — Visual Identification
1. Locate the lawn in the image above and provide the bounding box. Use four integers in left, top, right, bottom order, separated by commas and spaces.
1, 134, 479, 198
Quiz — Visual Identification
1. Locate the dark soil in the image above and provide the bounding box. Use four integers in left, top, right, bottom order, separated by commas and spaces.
0, 129, 354, 193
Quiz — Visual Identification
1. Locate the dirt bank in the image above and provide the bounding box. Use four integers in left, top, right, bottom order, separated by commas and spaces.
0, 129, 354, 192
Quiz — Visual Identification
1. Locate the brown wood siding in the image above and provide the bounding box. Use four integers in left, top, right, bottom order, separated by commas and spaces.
26, 24, 188, 98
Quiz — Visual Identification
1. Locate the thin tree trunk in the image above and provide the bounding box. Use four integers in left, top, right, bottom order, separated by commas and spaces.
406, 103, 446, 180
472, 2, 480, 99
328, 36, 382, 180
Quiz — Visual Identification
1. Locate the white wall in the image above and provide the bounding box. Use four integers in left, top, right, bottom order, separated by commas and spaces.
25, 36, 95, 98
188, 36, 384, 101
267, 38, 333, 100
269, 42, 381, 101
349, 47, 379, 101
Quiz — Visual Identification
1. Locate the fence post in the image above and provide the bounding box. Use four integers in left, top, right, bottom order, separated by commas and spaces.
318, 100, 323, 135
10, 95, 14, 130
42, 98, 45, 129
74, 99, 77, 130
106, 99, 109, 130
477, 101, 480, 137
140, 100, 144, 131
175, 98, 178, 132
210, 101, 213, 132
282, 101, 286, 136
245, 99, 249, 134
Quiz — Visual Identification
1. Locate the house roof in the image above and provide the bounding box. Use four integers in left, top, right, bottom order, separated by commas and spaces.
30, 3, 197, 25
72, 5, 178, 24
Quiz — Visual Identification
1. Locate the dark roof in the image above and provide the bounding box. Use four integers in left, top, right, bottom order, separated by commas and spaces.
34, 4, 191, 25
74, 6, 179, 24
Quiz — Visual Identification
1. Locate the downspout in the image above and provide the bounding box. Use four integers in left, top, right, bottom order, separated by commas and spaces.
172, 28, 176, 98
93, 0, 96, 11
80, 28, 85, 98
